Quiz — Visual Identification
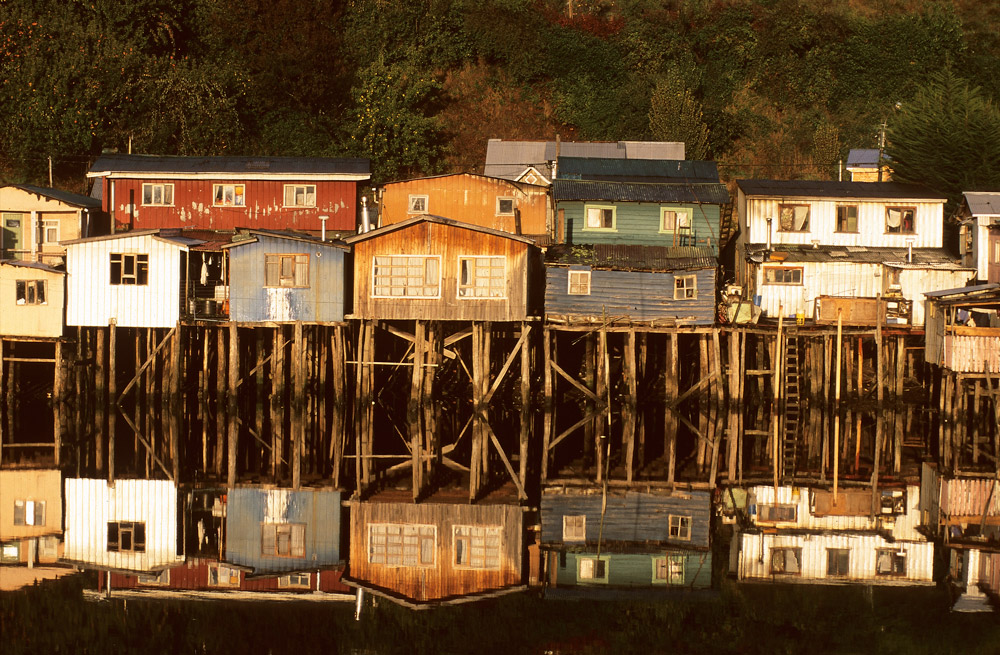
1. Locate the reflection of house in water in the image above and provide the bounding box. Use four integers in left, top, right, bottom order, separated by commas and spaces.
0, 469, 63, 568
0, 261, 66, 339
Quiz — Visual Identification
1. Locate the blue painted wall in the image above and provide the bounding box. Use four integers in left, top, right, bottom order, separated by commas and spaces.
225, 487, 341, 573
545, 266, 716, 324
561, 201, 722, 254
228, 234, 346, 323
554, 550, 712, 589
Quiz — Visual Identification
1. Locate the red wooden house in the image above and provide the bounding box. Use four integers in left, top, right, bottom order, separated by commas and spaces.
87, 154, 370, 233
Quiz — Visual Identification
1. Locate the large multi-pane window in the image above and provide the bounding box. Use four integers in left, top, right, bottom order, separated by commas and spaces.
283, 184, 316, 208
107, 521, 146, 552
13, 500, 45, 526
458, 256, 505, 298
453, 525, 502, 570
110, 254, 149, 285
15, 280, 45, 305
368, 523, 436, 567
372, 256, 440, 298
213, 184, 246, 207
142, 183, 174, 206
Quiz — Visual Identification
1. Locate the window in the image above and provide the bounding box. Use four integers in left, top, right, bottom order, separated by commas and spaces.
278, 573, 311, 588
660, 208, 692, 232
674, 275, 697, 300
42, 220, 59, 244
13, 500, 45, 526
458, 256, 505, 298
110, 253, 149, 285
408, 195, 428, 214
653, 555, 685, 585
496, 197, 515, 216
827, 548, 850, 577
578, 556, 608, 582
283, 184, 316, 208
264, 253, 309, 288
368, 523, 436, 567
107, 521, 146, 553
213, 184, 245, 207
453, 525, 502, 570
261, 523, 306, 558
885, 207, 915, 234
372, 255, 440, 298
778, 204, 810, 232
836, 205, 858, 233
763, 267, 803, 286
563, 515, 586, 542
208, 563, 241, 587
770, 547, 802, 575
584, 205, 615, 230
668, 515, 692, 540
137, 570, 170, 586
142, 183, 174, 206
876, 549, 907, 576
15, 280, 46, 305
1, 542, 19, 564
568, 270, 591, 295
758, 504, 797, 523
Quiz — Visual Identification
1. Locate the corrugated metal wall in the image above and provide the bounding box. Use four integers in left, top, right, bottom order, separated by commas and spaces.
755, 261, 881, 319
348, 501, 523, 603
63, 478, 183, 571
66, 234, 182, 328
554, 550, 711, 589
228, 235, 346, 323
544, 266, 716, 324
539, 490, 712, 548
224, 487, 341, 573
898, 268, 975, 326
737, 532, 935, 584
562, 201, 722, 253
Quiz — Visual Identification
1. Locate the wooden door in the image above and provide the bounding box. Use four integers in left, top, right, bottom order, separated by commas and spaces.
1, 212, 24, 259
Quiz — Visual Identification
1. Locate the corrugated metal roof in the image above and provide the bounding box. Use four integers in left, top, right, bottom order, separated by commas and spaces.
924, 283, 1000, 299
737, 180, 942, 201
556, 157, 719, 183
546, 244, 716, 271
343, 214, 536, 245
11, 184, 102, 209
88, 154, 370, 177
483, 139, 684, 180
553, 180, 729, 204
0, 259, 65, 274
963, 191, 1000, 215
225, 228, 348, 250
747, 243, 965, 266
61, 228, 204, 248
846, 149, 884, 168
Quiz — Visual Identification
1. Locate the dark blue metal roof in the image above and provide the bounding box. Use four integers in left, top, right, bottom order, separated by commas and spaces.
557, 157, 720, 183
737, 180, 941, 200
546, 244, 716, 272
88, 154, 370, 177
553, 179, 729, 204
14, 184, 102, 209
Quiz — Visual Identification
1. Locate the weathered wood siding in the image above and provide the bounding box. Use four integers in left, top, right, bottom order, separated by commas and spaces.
0, 186, 95, 262
939, 478, 1000, 522
0, 469, 62, 540
380, 175, 549, 236
544, 266, 716, 324
0, 264, 65, 338
898, 267, 976, 326
348, 501, 524, 603
224, 487, 341, 573
935, 330, 1000, 373
351, 222, 533, 322
539, 490, 711, 549
105, 178, 359, 232
65, 233, 183, 328
108, 558, 349, 593
561, 200, 721, 253
553, 550, 711, 589
227, 235, 347, 323
63, 478, 183, 572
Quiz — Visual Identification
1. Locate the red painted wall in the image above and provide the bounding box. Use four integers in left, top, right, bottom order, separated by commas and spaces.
104, 559, 350, 593
103, 178, 359, 231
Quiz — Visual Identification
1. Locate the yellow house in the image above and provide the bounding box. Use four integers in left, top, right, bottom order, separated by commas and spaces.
0, 185, 104, 265
0, 261, 66, 338
0, 469, 63, 565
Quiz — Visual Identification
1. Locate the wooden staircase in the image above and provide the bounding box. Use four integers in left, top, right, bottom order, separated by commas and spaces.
781, 329, 802, 480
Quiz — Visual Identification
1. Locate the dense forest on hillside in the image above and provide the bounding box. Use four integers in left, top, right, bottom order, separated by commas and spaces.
3, 0, 1000, 190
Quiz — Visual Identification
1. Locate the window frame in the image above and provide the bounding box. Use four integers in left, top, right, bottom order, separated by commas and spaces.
371, 255, 441, 299
668, 514, 692, 541
137, 569, 170, 586
278, 573, 312, 589
109, 253, 149, 286
13, 499, 46, 526
769, 547, 802, 575
213, 183, 246, 208
367, 523, 437, 568
15, 279, 46, 306
652, 555, 686, 585
208, 562, 241, 587
835, 204, 859, 233
264, 253, 310, 288
457, 255, 507, 300
562, 515, 586, 542
407, 194, 429, 214
826, 548, 850, 577
260, 522, 307, 558
577, 555, 610, 583
283, 184, 317, 208
875, 548, 907, 577
452, 525, 503, 571
885, 206, 916, 235
42, 219, 60, 244
757, 504, 798, 523
107, 521, 146, 553
567, 269, 591, 296
659, 207, 693, 233
496, 197, 515, 216
141, 183, 174, 207
777, 203, 811, 233
762, 266, 803, 286
673, 275, 697, 300
583, 204, 616, 231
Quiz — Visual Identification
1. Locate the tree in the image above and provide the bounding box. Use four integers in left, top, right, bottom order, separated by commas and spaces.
648, 71, 710, 160
886, 70, 1000, 208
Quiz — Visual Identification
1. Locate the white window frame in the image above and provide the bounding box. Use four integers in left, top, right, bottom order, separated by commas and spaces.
659, 207, 692, 232
42, 219, 60, 244
583, 205, 616, 231
673, 275, 697, 300
496, 197, 515, 216
283, 184, 317, 208
213, 183, 246, 207
13, 499, 45, 526
568, 269, 591, 296
15, 279, 46, 306
885, 206, 916, 234
371, 255, 441, 299
278, 572, 312, 588
652, 555, 685, 585
453, 525, 502, 570
762, 266, 803, 286
577, 556, 609, 583
668, 514, 692, 541
875, 548, 907, 577
562, 515, 586, 542
408, 194, 428, 214
109, 253, 149, 286
208, 563, 241, 587
264, 253, 310, 288
261, 523, 306, 558
757, 504, 798, 523
368, 523, 437, 568
457, 256, 506, 299
141, 183, 174, 206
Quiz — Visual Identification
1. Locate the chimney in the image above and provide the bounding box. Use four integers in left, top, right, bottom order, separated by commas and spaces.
361, 196, 371, 233
319, 215, 328, 241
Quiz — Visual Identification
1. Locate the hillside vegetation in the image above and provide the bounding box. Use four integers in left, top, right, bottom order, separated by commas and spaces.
2, 0, 999, 188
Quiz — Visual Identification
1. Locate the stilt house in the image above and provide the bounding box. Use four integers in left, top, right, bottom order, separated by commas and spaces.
0, 261, 66, 339
0, 184, 104, 265
959, 191, 1000, 283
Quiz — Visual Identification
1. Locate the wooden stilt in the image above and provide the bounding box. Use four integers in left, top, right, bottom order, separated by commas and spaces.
170, 324, 181, 481
227, 322, 238, 488
291, 321, 303, 490
665, 334, 678, 485
519, 322, 531, 492
53, 340, 63, 467
542, 328, 553, 484
409, 321, 425, 500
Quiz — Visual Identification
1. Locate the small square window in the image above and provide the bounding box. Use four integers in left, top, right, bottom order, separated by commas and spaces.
261, 523, 306, 558
408, 195, 428, 214
668, 515, 691, 541
15, 280, 46, 305
827, 548, 850, 577
107, 521, 146, 553
653, 555, 685, 585
886, 207, 915, 234
568, 270, 591, 295
836, 205, 858, 232
584, 206, 615, 230
578, 557, 608, 582
208, 563, 241, 587
496, 197, 515, 216
42, 220, 59, 244
875, 549, 907, 576
213, 184, 245, 207
283, 184, 316, 208
770, 547, 802, 575
778, 204, 810, 232
142, 183, 174, 206
110, 253, 149, 285
13, 499, 45, 526
674, 275, 697, 300
563, 515, 586, 542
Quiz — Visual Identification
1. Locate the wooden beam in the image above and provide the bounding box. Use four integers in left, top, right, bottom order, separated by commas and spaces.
550, 359, 601, 404
484, 421, 527, 500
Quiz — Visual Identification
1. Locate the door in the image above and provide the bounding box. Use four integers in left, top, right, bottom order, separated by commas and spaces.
989, 227, 1000, 284
1, 212, 24, 259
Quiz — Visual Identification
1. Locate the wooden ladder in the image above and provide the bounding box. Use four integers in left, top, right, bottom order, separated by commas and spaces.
781, 329, 802, 480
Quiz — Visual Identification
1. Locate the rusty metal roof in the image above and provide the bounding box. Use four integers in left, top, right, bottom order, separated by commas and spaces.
553, 180, 729, 204
746, 243, 966, 267
737, 180, 942, 201
546, 244, 716, 272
